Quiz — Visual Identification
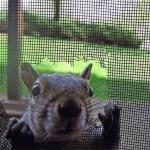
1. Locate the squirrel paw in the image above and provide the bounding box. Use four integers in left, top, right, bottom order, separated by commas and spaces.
98, 102, 121, 142
5, 117, 34, 148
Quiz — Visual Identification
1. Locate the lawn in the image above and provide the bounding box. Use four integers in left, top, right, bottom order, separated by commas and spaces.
0, 34, 149, 101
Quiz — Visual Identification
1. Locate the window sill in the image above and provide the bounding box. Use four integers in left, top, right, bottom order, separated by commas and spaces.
0, 98, 28, 118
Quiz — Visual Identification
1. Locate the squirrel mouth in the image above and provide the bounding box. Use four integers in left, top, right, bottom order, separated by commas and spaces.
56, 128, 73, 134
55, 121, 78, 134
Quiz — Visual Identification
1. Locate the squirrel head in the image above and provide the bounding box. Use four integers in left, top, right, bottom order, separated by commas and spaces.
21, 63, 93, 142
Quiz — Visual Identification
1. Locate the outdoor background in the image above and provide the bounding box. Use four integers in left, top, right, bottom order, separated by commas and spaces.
0, 0, 149, 149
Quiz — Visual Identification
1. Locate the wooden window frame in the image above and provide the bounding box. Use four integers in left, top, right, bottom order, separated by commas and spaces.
1, 98, 28, 118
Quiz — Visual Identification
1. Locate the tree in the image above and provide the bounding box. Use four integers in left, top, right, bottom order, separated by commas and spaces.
121, 0, 150, 39
53, 0, 61, 21
53, 0, 61, 36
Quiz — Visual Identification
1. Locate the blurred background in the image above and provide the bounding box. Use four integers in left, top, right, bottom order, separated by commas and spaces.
0, 0, 149, 100
0, 0, 149, 149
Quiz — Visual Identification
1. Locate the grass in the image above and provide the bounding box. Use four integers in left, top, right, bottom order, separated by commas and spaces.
0, 33, 149, 101
0, 11, 144, 48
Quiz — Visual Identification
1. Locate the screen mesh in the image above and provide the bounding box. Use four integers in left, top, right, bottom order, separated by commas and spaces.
0, 0, 149, 149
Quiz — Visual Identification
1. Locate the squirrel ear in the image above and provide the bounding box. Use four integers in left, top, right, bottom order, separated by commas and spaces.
80, 63, 92, 80
21, 63, 39, 90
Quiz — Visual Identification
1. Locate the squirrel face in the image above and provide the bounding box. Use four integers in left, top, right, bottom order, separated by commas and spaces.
21, 63, 93, 142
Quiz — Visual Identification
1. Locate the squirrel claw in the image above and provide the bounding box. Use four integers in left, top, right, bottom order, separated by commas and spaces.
5, 117, 34, 148
98, 102, 121, 142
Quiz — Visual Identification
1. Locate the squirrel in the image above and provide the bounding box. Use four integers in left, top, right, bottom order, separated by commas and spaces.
6, 63, 121, 149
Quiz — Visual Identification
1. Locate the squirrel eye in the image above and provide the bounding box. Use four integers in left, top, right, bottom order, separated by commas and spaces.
32, 83, 40, 96
89, 87, 93, 97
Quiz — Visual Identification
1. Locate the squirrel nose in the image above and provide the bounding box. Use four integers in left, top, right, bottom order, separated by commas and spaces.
58, 99, 81, 118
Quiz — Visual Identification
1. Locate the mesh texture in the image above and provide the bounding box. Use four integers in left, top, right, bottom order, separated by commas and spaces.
0, 0, 149, 150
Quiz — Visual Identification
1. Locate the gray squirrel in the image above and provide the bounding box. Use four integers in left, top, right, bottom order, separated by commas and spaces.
6, 63, 121, 149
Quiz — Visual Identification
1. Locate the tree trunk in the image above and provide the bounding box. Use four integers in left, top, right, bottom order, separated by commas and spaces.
53, 0, 61, 37
54, 0, 60, 21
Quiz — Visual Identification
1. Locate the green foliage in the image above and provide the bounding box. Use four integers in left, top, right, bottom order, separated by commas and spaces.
20, 60, 108, 100
0, 10, 8, 21
23, 12, 144, 48
0, 34, 149, 101
24, 11, 57, 37
0, 11, 144, 48
0, 10, 8, 32
32, 60, 108, 99
58, 17, 85, 40
121, 1, 150, 39
84, 22, 142, 48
